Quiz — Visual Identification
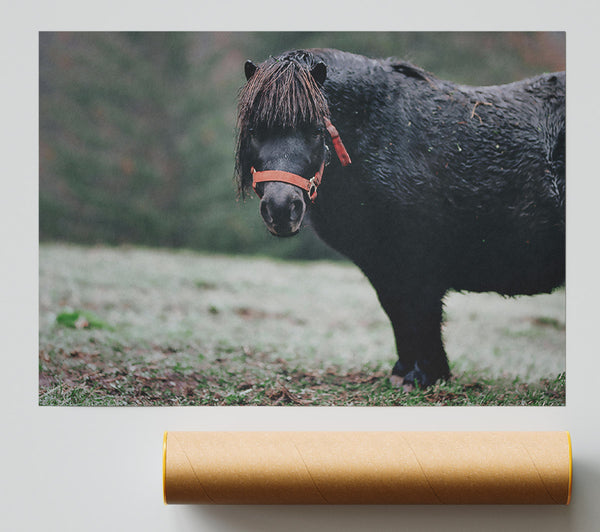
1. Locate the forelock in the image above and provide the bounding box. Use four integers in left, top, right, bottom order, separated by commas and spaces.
237, 52, 329, 129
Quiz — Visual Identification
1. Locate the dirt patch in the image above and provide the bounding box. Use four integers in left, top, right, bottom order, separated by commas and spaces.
234, 306, 306, 325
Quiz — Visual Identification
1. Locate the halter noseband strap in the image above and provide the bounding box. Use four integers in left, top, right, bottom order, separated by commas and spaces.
252, 162, 325, 202
251, 117, 351, 203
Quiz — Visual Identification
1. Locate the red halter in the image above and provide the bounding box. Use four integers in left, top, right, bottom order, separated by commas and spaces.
251, 117, 351, 203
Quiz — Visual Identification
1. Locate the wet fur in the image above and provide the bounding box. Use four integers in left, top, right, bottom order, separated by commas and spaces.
235, 48, 565, 387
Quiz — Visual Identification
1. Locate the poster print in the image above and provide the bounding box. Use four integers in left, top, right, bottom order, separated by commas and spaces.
39, 32, 565, 406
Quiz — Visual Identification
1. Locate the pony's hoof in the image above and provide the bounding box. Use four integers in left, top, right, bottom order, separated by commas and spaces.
390, 374, 415, 393
389, 374, 404, 387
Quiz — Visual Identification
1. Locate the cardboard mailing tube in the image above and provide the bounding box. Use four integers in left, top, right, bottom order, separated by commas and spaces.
163, 431, 572, 505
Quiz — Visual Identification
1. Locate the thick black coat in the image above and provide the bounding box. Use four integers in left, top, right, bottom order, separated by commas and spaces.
236, 49, 565, 388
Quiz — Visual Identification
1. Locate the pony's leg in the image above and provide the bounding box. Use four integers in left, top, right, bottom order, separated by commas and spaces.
376, 290, 450, 390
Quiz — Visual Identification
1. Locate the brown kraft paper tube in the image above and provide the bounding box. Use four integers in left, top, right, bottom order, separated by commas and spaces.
163, 431, 572, 505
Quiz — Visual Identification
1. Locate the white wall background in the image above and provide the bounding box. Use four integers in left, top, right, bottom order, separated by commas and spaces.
3, 2, 599, 531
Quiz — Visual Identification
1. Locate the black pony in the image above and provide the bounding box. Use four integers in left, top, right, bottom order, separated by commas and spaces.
235, 49, 565, 390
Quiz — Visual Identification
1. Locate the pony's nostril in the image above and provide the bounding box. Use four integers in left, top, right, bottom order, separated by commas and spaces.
260, 201, 273, 224
289, 199, 304, 222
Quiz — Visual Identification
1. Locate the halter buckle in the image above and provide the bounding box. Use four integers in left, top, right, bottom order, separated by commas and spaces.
308, 177, 318, 201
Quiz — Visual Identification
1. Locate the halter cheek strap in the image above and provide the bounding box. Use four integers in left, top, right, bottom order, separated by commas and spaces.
251, 117, 351, 203
324, 117, 351, 167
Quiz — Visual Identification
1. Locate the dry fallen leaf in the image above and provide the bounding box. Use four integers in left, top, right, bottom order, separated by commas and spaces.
74, 315, 90, 329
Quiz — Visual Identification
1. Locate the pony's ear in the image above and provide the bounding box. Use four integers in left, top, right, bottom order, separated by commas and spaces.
310, 62, 327, 85
244, 60, 257, 81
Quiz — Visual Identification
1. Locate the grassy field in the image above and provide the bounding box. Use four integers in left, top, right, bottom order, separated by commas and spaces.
39, 243, 565, 406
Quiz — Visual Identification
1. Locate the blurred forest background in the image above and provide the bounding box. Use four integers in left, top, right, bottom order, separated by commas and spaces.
39, 32, 565, 260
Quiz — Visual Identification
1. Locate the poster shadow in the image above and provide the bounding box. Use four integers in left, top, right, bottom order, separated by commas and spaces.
172, 457, 600, 532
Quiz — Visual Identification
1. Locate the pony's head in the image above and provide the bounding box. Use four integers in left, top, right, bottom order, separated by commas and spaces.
235, 50, 330, 237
